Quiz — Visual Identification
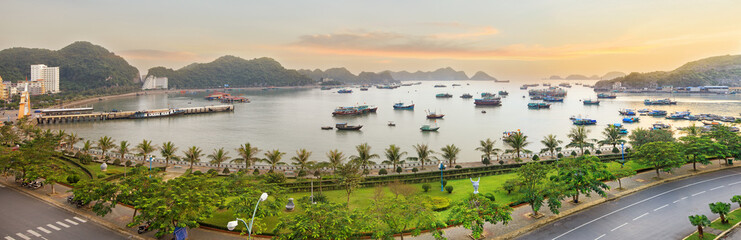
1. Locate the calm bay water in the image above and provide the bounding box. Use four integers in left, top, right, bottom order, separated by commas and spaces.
43, 81, 741, 163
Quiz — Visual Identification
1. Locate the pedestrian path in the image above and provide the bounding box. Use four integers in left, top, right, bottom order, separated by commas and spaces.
2, 217, 87, 240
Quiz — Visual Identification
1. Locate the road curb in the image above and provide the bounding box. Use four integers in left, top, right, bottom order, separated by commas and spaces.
497, 164, 741, 240
2, 181, 151, 240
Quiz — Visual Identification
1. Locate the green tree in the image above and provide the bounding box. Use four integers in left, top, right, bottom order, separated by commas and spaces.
610, 168, 637, 189
476, 138, 501, 163
225, 173, 287, 234
66, 132, 80, 150
448, 193, 512, 239
634, 141, 685, 178
326, 149, 346, 172
709, 202, 731, 224
503, 132, 531, 160
183, 146, 203, 171
598, 125, 626, 148
413, 144, 435, 170
336, 162, 363, 206
629, 128, 674, 147
233, 143, 260, 170
207, 147, 231, 169
705, 125, 741, 158
731, 195, 741, 208
159, 141, 178, 168
369, 195, 445, 240
291, 148, 315, 172
517, 162, 563, 216
689, 215, 711, 240
71, 179, 121, 216
540, 134, 563, 158
95, 136, 116, 161
81, 140, 92, 155
681, 136, 729, 171
552, 156, 611, 203
682, 123, 703, 137
263, 149, 286, 172
135, 139, 156, 160
349, 143, 379, 174
438, 144, 461, 167
566, 126, 592, 155
275, 202, 364, 240
382, 144, 407, 172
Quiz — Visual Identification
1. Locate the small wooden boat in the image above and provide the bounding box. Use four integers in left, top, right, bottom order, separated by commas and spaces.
435, 93, 453, 98
335, 123, 362, 130
583, 99, 600, 105
426, 110, 445, 119
420, 125, 440, 131
321, 126, 333, 130
393, 102, 415, 110
460, 93, 473, 99
388, 121, 396, 127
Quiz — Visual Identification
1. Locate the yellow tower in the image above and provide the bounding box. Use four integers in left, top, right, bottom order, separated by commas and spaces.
18, 83, 31, 117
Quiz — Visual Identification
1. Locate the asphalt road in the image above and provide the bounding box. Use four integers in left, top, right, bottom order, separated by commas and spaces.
0, 183, 127, 240
518, 168, 741, 240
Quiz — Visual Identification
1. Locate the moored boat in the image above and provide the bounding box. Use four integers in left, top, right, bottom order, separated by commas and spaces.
434, 84, 447, 88
527, 102, 550, 109
644, 98, 677, 105
652, 122, 671, 130
583, 99, 600, 105
498, 91, 509, 96
129, 109, 185, 119
335, 123, 362, 130
542, 97, 564, 102
452, 84, 461, 86
572, 118, 597, 125
321, 126, 333, 130
460, 93, 473, 99
646, 110, 667, 116
435, 93, 453, 98
426, 110, 445, 119
666, 111, 690, 119
359, 87, 369, 91
393, 102, 415, 110
597, 93, 617, 99
622, 117, 640, 123
474, 97, 502, 106
420, 124, 440, 131
619, 109, 636, 116
337, 89, 353, 93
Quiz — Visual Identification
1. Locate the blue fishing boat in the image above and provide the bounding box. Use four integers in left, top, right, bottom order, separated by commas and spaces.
474, 97, 502, 106
460, 93, 473, 99
527, 103, 550, 109
543, 97, 564, 102
435, 93, 453, 98
129, 109, 185, 119
572, 118, 597, 125
622, 117, 640, 123
583, 99, 600, 105
644, 99, 677, 105
393, 102, 415, 110
609, 123, 629, 134
498, 91, 509, 96
652, 122, 671, 130
597, 93, 617, 99
420, 124, 440, 131
647, 110, 667, 117
337, 89, 352, 93
666, 111, 690, 119
481, 92, 495, 97
619, 109, 636, 116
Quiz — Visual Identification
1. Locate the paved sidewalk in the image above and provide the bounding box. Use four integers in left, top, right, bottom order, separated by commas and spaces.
409, 161, 739, 240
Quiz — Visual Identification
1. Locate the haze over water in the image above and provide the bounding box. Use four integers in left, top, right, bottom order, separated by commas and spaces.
44, 81, 741, 164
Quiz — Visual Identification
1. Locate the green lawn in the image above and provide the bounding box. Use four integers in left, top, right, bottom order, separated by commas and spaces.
685, 232, 717, 240
56, 158, 92, 183
709, 207, 741, 231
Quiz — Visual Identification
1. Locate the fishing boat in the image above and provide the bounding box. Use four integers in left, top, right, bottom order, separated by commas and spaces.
684, 115, 700, 121
542, 97, 564, 102
435, 93, 453, 98
335, 123, 362, 130
393, 102, 415, 110
337, 89, 353, 93
646, 110, 667, 117
583, 99, 600, 105
530, 96, 543, 100
401, 83, 413, 86
622, 117, 640, 123
637, 109, 651, 114
129, 109, 185, 119
420, 124, 440, 131
498, 91, 509, 96
644, 99, 677, 105
619, 109, 636, 116
321, 126, 333, 130
359, 87, 369, 91
652, 122, 671, 130
426, 110, 445, 119
452, 84, 461, 86
474, 97, 502, 106
332, 107, 359, 116
434, 84, 447, 88
702, 121, 721, 126
388, 121, 396, 127
481, 92, 496, 97
460, 93, 473, 99
527, 103, 550, 109
572, 118, 597, 125
494, 79, 510, 83
520, 85, 528, 90
666, 111, 690, 119
609, 124, 629, 134
597, 93, 616, 99
542, 83, 551, 87
356, 105, 378, 113
320, 86, 333, 90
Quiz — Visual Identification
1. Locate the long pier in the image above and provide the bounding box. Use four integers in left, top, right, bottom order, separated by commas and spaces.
36, 105, 234, 124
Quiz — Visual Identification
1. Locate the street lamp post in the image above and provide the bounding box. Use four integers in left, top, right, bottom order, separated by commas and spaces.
439, 162, 446, 191
227, 192, 268, 240
620, 143, 625, 167
147, 155, 154, 177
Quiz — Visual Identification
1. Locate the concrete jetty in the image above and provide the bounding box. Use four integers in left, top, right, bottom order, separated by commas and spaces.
36, 105, 234, 124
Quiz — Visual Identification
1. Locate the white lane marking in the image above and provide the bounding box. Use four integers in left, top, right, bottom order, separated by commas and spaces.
594, 234, 606, 240
64, 219, 78, 225
73, 217, 87, 223
5, 236, 16, 240
46, 224, 60, 231
728, 181, 741, 186
550, 172, 741, 240
633, 212, 649, 221
692, 191, 706, 196
611, 223, 628, 231
55, 221, 70, 228
654, 204, 669, 211
25, 230, 40, 237
36, 227, 51, 234
710, 186, 724, 191
673, 197, 688, 203
14, 233, 29, 240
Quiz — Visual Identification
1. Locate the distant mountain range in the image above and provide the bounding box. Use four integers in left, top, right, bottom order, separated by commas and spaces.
595, 55, 741, 89
299, 67, 497, 84
548, 72, 626, 81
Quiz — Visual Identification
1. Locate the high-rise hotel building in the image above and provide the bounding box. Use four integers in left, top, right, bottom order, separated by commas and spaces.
30, 64, 60, 93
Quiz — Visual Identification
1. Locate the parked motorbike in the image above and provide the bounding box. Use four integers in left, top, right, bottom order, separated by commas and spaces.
137, 222, 151, 234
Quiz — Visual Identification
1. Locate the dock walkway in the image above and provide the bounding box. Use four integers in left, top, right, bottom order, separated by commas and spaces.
36, 105, 234, 124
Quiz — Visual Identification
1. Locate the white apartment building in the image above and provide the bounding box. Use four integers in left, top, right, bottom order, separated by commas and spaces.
30, 64, 60, 93
142, 76, 168, 90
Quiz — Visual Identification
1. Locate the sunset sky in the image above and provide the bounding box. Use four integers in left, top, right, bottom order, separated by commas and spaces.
2, 0, 741, 80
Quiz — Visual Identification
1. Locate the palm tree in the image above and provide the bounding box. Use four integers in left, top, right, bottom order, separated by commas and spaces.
413, 144, 435, 170
503, 132, 531, 160
55, 130, 67, 149
382, 144, 407, 172
689, 215, 711, 239
476, 138, 501, 163
566, 126, 592, 155
160, 141, 178, 168
116, 141, 131, 176
233, 143, 260, 170
291, 148, 315, 172
96, 136, 116, 161
326, 149, 346, 172
82, 140, 93, 155
66, 133, 80, 151
598, 125, 626, 148
682, 123, 702, 137
540, 134, 563, 158
135, 140, 156, 161
263, 149, 286, 172
183, 146, 203, 171
438, 144, 461, 167
207, 148, 231, 169
349, 143, 379, 174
